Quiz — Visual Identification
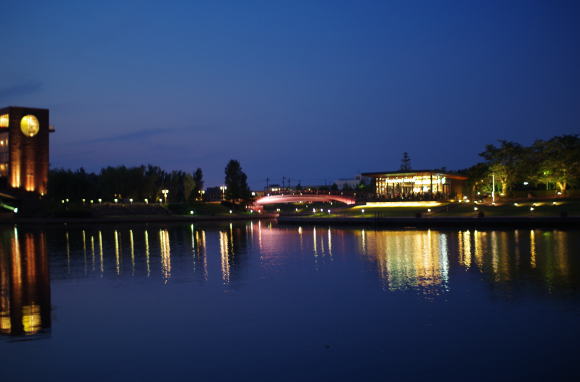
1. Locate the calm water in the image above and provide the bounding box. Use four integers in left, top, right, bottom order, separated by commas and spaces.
1, 222, 579, 381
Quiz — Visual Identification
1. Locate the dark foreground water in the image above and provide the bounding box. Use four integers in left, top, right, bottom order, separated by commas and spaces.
1, 222, 579, 382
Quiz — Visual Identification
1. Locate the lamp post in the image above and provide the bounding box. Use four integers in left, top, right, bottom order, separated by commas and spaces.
161, 189, 169, 204
491, 173, 495, 204
219, 185, 227, 200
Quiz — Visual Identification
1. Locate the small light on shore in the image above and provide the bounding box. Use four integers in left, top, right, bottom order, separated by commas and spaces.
361, 209, 365, 214
530, 207, 535, 211
229, 210, 232, 214
474, 207, 478, 211
327, 209, 331, 214
114, 198, 118, 203
427, 208, 431, 212
189, 210, 194, 215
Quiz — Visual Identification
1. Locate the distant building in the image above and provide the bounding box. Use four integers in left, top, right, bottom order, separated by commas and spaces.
0, 106, 52, 195
361, 170, 467, 200
333, 174, 370, 190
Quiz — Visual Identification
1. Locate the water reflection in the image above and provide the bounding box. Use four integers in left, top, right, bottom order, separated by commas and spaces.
0, 228, 51, 337
356, 230, 450, 294
1, 223, 579, 339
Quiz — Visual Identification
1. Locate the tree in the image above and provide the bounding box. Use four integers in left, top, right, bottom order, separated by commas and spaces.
193, 168, 204, 200
400, 152, 411, 171
532, 135, 580, 192
479, 140, 527, 195
224, 160, 251, 204
460, 162, 490, 197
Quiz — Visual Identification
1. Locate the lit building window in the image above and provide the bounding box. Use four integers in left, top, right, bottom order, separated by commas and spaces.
0, 114, 8, 128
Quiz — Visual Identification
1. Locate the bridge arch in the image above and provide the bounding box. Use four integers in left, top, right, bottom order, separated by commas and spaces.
254, 194, 356, 206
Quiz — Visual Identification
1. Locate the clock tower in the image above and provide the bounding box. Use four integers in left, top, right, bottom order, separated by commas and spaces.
0, 106, 50, 195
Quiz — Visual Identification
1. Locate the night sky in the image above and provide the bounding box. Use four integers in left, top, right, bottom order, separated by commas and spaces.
2, 0, 579, 188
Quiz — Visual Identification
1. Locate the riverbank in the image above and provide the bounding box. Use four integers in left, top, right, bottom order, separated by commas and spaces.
0, 213, 278, 225
278, 215, 580, 228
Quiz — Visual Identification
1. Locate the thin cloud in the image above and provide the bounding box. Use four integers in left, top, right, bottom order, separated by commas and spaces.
0, 81, 43, 100
74, 126, 196, 144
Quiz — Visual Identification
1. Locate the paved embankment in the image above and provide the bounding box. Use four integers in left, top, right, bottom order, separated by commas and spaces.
277, 216, 580, 228
0, 214, 277, 225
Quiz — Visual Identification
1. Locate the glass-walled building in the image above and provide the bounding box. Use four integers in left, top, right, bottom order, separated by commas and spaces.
362, 170, 467, 200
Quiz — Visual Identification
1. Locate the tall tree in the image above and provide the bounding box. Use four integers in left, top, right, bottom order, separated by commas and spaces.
400, 152, 411, 171
193, 168, 204, 200
224, 160, 251, 204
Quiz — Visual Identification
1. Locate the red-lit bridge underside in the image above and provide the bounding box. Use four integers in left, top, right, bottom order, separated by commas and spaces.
254, 194, 356, 206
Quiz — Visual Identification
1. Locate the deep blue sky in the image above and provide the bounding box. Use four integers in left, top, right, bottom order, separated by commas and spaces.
2, 0, 579, 188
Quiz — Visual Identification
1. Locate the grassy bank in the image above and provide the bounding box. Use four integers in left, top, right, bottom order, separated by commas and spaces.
290, 200, 580, 219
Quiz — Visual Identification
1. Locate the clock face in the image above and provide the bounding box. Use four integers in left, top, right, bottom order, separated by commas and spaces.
20, 115, 40, 137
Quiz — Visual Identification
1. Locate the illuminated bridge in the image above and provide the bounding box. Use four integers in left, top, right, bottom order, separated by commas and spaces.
254, 194, 356, 206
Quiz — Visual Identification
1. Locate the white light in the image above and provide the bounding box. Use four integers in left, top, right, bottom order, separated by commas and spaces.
523, 181, 529, 185
313, 208, 316, 213
427, 208, 431, 212
13, 208, 18, 214
327, 209, 331, 214
474, 207, 478, 211
98, 198, 102, 203
361, 209, 365, 214
229, 210, 232, 214
190, 210, 194, 215
514, 203, 518, 206
129, 198, 133, 203
114, 198, 118, 203
144, 198, 148, 204
530, 207, 535, 211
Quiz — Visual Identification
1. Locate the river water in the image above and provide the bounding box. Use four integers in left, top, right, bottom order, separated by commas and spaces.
1, 221, 579, 381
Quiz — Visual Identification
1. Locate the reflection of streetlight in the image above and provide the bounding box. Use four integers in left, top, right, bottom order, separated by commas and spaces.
161, 189, 169, 204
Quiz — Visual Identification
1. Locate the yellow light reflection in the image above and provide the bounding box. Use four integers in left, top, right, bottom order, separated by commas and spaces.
159, 229, 171, 282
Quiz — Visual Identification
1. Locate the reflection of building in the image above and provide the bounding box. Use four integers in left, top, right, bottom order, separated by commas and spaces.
0, 229, 51, 336
0, 106, 51, 195
362, 170, 467, 200
356, 230, 449, 293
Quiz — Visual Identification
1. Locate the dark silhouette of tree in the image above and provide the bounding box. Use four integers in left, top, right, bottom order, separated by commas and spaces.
193, 168, 204, 200
224, 160, 251, 204
400, 152, 411, 171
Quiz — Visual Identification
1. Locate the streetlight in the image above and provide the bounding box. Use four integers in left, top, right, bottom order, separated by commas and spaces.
161, 189, 169, 204
220, 185, 227, 200
491, 173, 495, 204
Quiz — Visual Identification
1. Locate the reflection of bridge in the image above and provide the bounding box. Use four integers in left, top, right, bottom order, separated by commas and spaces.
255, 194, 356, 206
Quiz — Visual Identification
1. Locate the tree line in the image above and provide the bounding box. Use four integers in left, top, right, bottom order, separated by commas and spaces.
462, 134, 580, 196
49, 165, 204, 203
